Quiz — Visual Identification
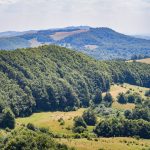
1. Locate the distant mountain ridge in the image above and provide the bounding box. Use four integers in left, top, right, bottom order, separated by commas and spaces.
0, 26, 150, 60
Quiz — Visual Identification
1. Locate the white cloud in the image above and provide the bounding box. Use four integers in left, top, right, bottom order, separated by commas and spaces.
0, 0, 149, 34
0, 0, 19, 4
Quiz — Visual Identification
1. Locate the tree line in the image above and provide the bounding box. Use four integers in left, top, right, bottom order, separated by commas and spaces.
0, 45, 150, 117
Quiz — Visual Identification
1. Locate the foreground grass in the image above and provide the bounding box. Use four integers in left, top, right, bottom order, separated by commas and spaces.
57, 137, 150, 150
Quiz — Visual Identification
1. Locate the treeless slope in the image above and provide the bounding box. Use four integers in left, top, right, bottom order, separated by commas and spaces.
50, 29, 88, 41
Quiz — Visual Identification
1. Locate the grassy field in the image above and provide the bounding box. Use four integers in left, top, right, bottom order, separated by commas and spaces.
128, 58, 150, 64
57, 137, 150, 150
109, 83, 149, 110
17, 108, 85, 135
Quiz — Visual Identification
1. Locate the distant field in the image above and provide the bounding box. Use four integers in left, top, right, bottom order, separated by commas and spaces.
109, 83, 149, 110
58, 137, 150, 150
128, 58, 150, 64
136, 58, 150, 64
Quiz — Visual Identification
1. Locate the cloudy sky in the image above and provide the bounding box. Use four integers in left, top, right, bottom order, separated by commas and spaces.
0, 0, 150, 34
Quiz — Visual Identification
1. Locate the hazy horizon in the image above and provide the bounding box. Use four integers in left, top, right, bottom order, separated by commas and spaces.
0, 0, 150, 35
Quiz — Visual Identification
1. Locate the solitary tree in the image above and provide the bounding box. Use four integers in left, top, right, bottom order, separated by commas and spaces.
93, 89, 102, 104
117, 93, 127, 104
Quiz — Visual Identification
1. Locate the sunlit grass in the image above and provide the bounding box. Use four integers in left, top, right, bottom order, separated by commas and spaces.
57, 137, 150, 150
17, 108, 85, 134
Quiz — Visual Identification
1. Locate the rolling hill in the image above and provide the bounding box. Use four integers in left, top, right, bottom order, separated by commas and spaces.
0, 45, 150, 117
0, 27, 150, 60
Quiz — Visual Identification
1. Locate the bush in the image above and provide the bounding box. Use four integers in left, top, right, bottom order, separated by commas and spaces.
58, 118, 65, 125
82, 110, 97, 126
73, 116, 87, 128
127, 94, 135, 103
103, 92, 113, 107
117, 93, 127, 104
0, 108, 15, 129
27, 123, 36, 131
74, 133, 81, 139
39, 127, 49, 133
145, 90, 150, 97
73, 126, 86, 133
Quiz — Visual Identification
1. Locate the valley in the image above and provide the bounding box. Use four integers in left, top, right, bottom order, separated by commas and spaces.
0, 45, 150, 150
0, 0, 150, 149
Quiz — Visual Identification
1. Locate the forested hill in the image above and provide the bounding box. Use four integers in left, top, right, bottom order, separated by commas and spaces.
0, 27, 150, 60
0, 45, 150, 117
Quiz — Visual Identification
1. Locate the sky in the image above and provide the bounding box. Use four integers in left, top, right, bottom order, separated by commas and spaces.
0, 0, 150, 35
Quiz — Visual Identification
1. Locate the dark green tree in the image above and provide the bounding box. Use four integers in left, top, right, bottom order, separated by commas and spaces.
73, 116, 87, 128
117, 93, 127, 104
0, 108, 15, 129
145, 90, 150, 97
103, 92, 113, 106
82, 110, 97, 126
93, 89, 102, 104
127, 94, 135, 103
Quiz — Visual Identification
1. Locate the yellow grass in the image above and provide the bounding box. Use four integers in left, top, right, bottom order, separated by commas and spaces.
57, 137, 150, 150
107, 83, 149, 110
128, 58, 150, 64
112, 102, 135, 110
16, 108, 85, 134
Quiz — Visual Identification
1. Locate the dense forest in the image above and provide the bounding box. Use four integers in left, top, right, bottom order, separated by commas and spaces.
0, 45, 150, 117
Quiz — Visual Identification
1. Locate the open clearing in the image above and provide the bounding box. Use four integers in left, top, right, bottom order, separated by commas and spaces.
109, 83, 149, 110
57, 137, 150, 150
128, 58, 150, 64
17, 108, 85, 134
136, 58, 150, 64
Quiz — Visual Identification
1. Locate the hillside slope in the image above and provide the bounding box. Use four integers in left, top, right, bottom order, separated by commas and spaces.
0, 27, 150, 60
0, 45, 150, 117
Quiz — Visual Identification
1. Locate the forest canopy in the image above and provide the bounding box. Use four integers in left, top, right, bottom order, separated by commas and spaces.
0, 45, 150, 117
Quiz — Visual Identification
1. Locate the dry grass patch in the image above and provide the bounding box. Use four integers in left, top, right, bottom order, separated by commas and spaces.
128, 58, 150, 64
57, 137, 150, 150
106, 83, 149, 110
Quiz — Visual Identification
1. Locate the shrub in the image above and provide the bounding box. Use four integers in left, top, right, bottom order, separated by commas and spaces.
145, 90, 150, 97
73, 116, 87, 128
117, 93, 127, 104
0, 108, 15, 129
73, 126, 86, 133
103, 92, 113, 107
27, 123, 36, 131
39, 127, 49, 133
82, 110, 97, 126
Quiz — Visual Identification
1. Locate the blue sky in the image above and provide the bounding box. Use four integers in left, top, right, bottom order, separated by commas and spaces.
0, 0, 150, 34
